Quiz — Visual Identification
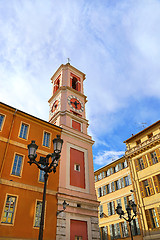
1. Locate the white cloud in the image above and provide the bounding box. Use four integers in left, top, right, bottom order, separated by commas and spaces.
0, 0, 160, 167
94, 150, 125, 166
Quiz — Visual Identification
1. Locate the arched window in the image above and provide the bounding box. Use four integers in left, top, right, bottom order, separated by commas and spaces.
53, 79, 60, 94
72, 77, 78, 90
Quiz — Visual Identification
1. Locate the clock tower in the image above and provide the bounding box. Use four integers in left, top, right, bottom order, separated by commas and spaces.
48, 63, 99, 240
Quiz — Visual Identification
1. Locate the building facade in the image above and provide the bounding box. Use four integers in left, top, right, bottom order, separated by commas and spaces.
0, 102, 62, 239
48, 63, 99, 240
94, 156, 142, 240
125, 120, 160, 240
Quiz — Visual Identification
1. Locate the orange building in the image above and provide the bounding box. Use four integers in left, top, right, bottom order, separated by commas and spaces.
0, 102, 62, 240
0, 62, 100, 240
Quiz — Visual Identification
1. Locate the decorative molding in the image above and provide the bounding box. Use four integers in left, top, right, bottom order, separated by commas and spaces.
126, 133, 160, 157
0, 179, 57, 196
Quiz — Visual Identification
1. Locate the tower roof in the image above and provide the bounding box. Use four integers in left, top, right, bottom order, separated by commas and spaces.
51, 63, 86, 83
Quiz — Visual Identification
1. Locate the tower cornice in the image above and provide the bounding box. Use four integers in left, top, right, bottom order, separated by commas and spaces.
48, 86, 87, 104
51, 63, 86, 83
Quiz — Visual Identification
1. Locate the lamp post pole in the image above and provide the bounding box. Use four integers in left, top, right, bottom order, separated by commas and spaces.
27, 135, 63, 240
38, 172, 48, 240
115, 201, 137, 240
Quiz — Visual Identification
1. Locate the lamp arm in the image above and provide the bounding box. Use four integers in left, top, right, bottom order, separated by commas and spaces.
122, 216, 128, 222
28, 160, 46, 171
131, 214, 136, 221
48, 153, 60, 170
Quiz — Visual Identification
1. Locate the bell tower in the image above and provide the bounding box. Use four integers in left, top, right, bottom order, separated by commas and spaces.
48, 63, 99, 240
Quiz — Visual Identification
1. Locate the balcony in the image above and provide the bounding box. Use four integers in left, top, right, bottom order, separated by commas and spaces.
125, 133, 160, 157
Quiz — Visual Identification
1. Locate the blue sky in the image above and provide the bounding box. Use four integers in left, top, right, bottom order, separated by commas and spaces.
0, 0, 160, 170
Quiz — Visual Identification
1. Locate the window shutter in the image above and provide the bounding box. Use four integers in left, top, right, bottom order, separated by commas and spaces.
148, 178, 155, 195
155, 208, 160, 226
134, 159, 140, 171
70, 78, 72, 88
147, 153, 152, 166
124, 196, 127, 210
98, 188, 100, 198
145, 210, 152, 229
153, 175, 160, 193
139, 182, 145, 198
128, 175, 132, 185
103, 185, 106, 195
142, 155, 148, 168
108, 203, 111, 216
121, 178, 125, 188
112, 201, 115, 215
77, 82, 81, 92
101, 187, 104, 196
155, 149, 160, 162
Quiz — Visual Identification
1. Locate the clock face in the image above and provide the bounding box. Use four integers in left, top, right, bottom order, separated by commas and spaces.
50, 98, 60, 116
67, 95, 84, 113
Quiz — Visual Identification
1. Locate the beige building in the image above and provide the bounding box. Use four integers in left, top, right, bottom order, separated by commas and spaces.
125, 120, 160, 240
94, 156, 142, 240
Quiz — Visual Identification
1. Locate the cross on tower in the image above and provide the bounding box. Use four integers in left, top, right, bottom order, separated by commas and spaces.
67, 58, 71, 64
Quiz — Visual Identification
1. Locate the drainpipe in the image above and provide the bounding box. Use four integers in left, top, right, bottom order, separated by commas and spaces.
0, 109, 17, 177
128, 156, 145, 239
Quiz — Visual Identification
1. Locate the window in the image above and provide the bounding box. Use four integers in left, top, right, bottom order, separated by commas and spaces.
121, 177, 125, 188
136, 139, 141, 145
111, 182, 115, 192
98, 173, 103, 180
121, 221, 129, 237
1, 195, 17, 224
34, 201, 42, 227
124, 159, 128, 168
149, 208, 159, 228
95, 175, 97, 182
107, 201, 115, 216
75, 237, 82, 240
109, 223, 121, 240
124, 196, 130, 210
43, 131, 50, 147
100, 226, 108, 240
150, 151, 158, 164
19, 123, 28, 139
148, 133, 153, 139
103, 185, 106, 195
143, 179, 151, 196
98, 187, 102, 197
139, 178, 155, 198
131, 218, 141, 236
115, 179, 121, 190
39, 164, 45, 182
116, 198, 121, 206
115, 164, 119, 172
124, 176, 130, 186
153, 174, 160, 193
0, 114, 5, 130
11, 154, 23, 176
72, 77, 78, 90
74, 164, 80, 172
138, 158, 145, 170
99, 205, 103, 218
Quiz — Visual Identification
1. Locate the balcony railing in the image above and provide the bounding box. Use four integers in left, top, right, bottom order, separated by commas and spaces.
125, 133, 160, 156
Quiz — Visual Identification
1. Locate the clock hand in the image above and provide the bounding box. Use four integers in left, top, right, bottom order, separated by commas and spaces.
70, 100, 79, 109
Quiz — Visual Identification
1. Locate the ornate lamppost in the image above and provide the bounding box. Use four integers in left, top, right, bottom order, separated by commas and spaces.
115, 201, 137, 240
27, 135, 63, 240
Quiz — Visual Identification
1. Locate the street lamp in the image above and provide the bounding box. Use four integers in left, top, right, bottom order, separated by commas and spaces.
57, 200, 69, 216
27, 135, 63, 240
115, 201, 137, 240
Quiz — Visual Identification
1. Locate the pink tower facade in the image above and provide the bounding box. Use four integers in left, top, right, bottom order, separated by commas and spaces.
48, 63, 99, 240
